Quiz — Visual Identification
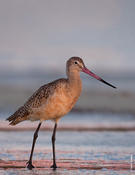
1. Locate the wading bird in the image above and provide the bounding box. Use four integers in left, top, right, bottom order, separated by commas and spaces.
6, 57, 116, 170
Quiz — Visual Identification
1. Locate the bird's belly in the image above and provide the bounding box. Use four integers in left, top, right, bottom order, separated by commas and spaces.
31, 94, 78, 122
45, 95, 77, 120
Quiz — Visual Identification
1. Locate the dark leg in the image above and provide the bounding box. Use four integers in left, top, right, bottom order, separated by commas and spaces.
26, 122, 42, 170
50, 123, 57, 170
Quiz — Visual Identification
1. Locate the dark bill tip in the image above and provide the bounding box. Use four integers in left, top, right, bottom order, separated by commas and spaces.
100, 79, 117, 89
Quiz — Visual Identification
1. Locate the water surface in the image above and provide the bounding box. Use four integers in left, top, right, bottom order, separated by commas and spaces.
0, 111, 135, 174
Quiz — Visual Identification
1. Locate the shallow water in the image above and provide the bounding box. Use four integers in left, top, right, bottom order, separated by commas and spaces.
0, 169, 135, 175
0, 130, 135, 174
0, 169, 134, 175
0, 130, 135, 158
0, 111, 135, 174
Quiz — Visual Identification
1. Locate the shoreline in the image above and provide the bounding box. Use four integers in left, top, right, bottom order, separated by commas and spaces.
0, 159, 135, 170
1, 121, 135, 132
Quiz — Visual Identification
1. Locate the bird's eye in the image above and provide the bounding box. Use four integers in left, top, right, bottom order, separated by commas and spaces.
74, 61, 78, 64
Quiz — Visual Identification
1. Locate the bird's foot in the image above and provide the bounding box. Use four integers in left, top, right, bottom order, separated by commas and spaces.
26, 161, 35, 170
50, 163, 57, 170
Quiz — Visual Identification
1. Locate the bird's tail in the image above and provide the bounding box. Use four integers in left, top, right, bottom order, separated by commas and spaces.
6, 106, 29, 125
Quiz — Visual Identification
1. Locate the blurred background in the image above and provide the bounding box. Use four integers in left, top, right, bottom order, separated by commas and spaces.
0, 0, 135, 114
0, 1, 135, 174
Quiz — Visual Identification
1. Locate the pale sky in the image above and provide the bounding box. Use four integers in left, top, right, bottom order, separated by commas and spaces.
0, 0, 135, 73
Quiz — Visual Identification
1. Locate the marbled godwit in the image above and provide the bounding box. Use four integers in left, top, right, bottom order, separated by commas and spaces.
6, 57, 116, 170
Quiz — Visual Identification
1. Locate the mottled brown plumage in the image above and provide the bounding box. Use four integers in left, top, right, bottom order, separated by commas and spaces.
6, 56, 116, 170
6, 57, 84, 125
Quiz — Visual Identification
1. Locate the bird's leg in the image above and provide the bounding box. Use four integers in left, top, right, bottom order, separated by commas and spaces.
50, 123, 57, 170
26, 122, 42, 170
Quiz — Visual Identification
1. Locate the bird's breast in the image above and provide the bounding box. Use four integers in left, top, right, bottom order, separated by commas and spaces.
45, 93, 77, 117
30, 81, 82, 122
37, 87, 80, 121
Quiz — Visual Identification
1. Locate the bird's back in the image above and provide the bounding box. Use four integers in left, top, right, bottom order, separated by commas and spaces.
7, 57, 86, 125
6, 78, 68, 125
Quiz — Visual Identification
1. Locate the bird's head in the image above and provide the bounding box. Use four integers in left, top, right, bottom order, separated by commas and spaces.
66, 57, 85, 72
66, 56, 116, 89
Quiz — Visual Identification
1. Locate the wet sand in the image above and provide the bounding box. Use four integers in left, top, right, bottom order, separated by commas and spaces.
0, 159, 135, 170
0, 150, 135, 175
0, 128, 135, 174
0, 131, 135, 175
0, 100, 135, 174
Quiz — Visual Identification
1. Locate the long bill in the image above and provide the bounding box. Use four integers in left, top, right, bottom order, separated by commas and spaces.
82, 67, 116, 89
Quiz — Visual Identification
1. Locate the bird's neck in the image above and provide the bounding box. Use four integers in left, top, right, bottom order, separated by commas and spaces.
67, 70, 82, 95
